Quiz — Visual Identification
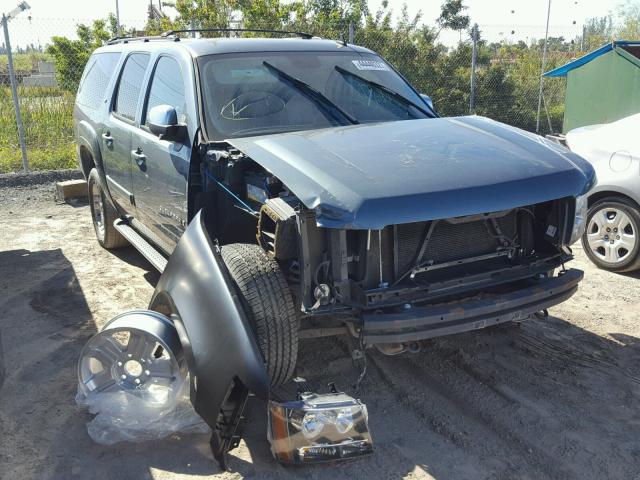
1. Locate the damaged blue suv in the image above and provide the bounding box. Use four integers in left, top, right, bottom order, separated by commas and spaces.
74, 29, 595, 466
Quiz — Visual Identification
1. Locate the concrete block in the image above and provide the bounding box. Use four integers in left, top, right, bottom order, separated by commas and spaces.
55, 179, 87, 201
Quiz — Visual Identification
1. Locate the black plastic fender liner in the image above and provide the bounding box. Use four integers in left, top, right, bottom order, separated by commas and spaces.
148, 210, 269, 465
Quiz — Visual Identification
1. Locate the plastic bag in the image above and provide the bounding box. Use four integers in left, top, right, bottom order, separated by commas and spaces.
76, 376, 209, 445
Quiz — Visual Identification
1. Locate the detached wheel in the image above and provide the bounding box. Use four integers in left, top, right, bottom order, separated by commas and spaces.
221, 243, 298, 387
88, 168, 128, 249
582, 197, 640, 272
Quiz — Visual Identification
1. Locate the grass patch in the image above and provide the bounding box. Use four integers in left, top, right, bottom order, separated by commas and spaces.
0, 86, 76, 173
0, 52, 53, 72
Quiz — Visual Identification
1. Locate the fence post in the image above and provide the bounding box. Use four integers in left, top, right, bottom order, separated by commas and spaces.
2, 14, 28, 172
469, 23, 479, 114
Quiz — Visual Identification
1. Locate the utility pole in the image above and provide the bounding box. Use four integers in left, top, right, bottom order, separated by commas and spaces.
2, 4, 30, 172
348, 21, 354, 44
536, 0, 551, 134
469, 23, 479, 114
115, 0, 121, 35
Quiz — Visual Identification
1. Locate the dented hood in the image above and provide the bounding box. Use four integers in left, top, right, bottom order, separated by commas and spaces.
228, 116, 595, 229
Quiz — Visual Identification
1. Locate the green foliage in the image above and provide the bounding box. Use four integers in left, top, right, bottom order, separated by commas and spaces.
616, 0, 640, 39
18, 0, 640, 172
0, 52, 52, 72
0, 86, 76, 173
436, 0, 470, 35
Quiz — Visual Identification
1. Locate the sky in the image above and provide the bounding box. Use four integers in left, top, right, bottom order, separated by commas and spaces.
0, 0, 628, 48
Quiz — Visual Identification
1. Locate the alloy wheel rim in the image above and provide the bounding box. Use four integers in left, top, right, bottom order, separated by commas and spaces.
92, 186, 105, 237
586, 207, 636, 264
79, 326, 182, 404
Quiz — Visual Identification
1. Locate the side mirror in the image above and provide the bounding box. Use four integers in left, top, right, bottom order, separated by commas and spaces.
420, 94, 435, 113
147, 104, 186, 142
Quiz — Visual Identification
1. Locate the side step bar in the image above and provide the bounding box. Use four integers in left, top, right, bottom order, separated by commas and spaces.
114, 220, 168, 273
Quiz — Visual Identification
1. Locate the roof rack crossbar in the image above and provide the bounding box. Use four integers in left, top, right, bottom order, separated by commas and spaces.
160, 28, 313, 39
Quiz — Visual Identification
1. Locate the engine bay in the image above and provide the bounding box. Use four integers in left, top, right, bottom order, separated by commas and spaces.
194, 146, 575, 318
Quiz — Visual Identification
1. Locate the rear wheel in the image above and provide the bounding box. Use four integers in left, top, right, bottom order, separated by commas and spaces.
88, 168, 128, 249
581, 196, 640, 272
221, 243, 298, 387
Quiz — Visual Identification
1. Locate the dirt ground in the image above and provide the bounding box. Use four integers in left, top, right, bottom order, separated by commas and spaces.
1, 181, 639, 480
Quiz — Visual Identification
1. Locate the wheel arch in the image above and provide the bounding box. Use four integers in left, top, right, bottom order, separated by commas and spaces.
78, 145, 95, 179
587, 189, 640, 210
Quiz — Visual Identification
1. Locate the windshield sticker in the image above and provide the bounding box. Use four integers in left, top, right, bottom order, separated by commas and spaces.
351, 60, 390, 71
230, 69, 266, 79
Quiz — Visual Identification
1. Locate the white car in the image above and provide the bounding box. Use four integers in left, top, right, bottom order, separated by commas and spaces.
566, 113, 640, 272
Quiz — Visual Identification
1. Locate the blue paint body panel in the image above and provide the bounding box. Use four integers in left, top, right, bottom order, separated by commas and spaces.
229, 115, 596, 229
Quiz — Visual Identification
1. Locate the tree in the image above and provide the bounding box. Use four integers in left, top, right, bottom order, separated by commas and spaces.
436, 0, 470, 38
616, 0, 640, 39
579, 16, 614, 51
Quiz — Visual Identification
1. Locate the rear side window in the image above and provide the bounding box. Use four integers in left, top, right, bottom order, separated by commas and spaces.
76, 53, 120, 109
114, 53, 150, 121
145, 56, 188, 125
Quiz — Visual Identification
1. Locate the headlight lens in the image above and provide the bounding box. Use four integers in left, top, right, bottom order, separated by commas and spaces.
569, 194, 588, 245
301, 411, 329, 438
335, 408, 355, 434
268, 391, 373, 464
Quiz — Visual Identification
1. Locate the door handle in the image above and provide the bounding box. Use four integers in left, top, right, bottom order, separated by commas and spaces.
132, 148, 146, 169
101, 132, 113, 147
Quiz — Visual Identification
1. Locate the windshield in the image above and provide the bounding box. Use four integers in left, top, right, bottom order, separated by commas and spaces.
198, 51, 431, 139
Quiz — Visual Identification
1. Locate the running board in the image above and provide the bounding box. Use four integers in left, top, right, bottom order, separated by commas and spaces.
114, 220, 168, 273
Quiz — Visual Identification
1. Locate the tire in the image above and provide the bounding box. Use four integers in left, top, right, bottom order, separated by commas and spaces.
581, 196, 640, 272
88, 168, 128, 249
221, 243, 298, 387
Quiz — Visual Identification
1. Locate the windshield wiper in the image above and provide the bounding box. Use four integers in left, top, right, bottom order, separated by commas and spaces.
263, 61, 359, 125
334, 65, 435, 118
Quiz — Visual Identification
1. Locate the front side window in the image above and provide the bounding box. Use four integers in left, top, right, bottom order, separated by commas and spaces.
77, 52, 121, 108
198, 51, 432, 139
114, 53, 150, 121
145, 56, 188, 125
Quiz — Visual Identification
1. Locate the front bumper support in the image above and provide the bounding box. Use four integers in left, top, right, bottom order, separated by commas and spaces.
362, 269, 582, 343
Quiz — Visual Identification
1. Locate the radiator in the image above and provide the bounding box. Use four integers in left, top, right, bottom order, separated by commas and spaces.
394, 211, 518, 277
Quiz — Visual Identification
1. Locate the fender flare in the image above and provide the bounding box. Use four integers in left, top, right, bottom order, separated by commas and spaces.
77, 120, 117, 207
148, 210, 269, 431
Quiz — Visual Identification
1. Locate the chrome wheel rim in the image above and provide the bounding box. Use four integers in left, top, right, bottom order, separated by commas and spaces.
586, 207, 636, 264
91, 185, 105, 238
78, 311, 184, 405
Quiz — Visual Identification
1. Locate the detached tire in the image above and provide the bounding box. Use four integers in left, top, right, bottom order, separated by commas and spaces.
581, 196, 640, 272
221, 243, 298, 387
88, 168, 128, 249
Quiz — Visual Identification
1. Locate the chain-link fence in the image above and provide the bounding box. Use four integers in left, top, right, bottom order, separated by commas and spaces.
1, 16, 576, 173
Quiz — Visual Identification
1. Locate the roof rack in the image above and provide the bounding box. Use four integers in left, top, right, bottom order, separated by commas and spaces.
160, 28, 314, 39
106, 35, 175, 45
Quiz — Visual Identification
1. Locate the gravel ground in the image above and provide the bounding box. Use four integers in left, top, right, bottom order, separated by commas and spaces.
1, 182, 639, 480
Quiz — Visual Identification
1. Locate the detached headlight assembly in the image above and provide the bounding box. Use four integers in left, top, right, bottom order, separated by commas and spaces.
268, 386, 373, 464
569, 194, 588, 245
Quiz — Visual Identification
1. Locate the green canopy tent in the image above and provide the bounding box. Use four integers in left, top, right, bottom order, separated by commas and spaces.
544, 41, 640, 133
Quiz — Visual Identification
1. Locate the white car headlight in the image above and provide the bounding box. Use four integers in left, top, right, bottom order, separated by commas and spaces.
569, 194, 588, 245
268, 390, 372, 464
